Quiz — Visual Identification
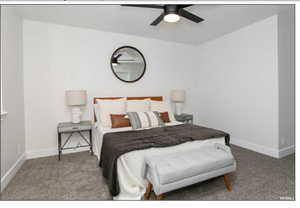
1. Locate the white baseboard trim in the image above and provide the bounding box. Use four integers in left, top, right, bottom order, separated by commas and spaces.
278, 145, 295, 158
231, 138, 295, 158
26, 146, 91, 159
1, 152, 26, 192
231, 137, 280, 158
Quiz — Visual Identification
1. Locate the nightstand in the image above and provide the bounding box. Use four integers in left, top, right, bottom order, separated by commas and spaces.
175, 114, 193, 124
57, 120, 93, 160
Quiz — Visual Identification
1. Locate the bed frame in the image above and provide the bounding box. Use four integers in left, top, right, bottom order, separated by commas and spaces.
93, 96, 163, 122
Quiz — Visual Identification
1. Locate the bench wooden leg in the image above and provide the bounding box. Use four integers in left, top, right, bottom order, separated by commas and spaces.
155, 194, 164, 200
143, 183, 152, 200
223, 174, 232, 192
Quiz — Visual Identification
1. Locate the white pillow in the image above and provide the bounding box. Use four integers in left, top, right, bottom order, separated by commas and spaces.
93, 104, 101, 123
96, 98, 126, 127
150, 100, 176, 122
126, 99, 150, 112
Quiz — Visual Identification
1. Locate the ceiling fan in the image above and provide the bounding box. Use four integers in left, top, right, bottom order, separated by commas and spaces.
121, 4, 204, 26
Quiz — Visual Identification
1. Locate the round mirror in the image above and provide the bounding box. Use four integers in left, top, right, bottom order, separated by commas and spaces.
110, 46, 146, 83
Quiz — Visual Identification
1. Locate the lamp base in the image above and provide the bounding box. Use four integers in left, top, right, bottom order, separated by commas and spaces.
71, 107, 82, 124
175, 103, 183, 115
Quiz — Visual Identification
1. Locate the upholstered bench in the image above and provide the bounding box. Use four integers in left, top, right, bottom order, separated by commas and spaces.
143, 143, 236, 200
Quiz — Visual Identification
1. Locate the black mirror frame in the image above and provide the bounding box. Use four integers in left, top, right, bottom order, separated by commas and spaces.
110, 46, 146, 83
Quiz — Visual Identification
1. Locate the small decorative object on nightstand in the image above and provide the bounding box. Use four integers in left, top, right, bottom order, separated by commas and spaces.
175, 113, 193, 124
57, 120, 93, 160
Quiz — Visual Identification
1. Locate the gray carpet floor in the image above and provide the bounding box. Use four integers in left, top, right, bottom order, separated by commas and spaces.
0, 145, 295, 200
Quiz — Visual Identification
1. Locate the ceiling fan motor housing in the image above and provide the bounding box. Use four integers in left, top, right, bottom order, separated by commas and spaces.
164, 5, 180, 15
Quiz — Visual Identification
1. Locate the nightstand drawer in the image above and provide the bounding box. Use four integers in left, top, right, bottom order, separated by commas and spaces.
58, 125, 91, 133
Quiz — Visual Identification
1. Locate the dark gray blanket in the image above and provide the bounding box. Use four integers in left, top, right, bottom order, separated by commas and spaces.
99, 124, 230, 196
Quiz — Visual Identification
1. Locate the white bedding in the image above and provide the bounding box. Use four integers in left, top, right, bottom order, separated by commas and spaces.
93, 122, 225, 200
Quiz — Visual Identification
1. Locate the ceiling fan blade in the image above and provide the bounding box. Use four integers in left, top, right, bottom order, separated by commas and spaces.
150, 13, 164, 26
178, 5, 193, 9
121, 4, 164, 9
179, 9, 204, 23
115, 54, 122, 59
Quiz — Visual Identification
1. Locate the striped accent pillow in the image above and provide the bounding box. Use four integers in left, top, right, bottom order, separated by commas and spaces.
127, 111, 165, 130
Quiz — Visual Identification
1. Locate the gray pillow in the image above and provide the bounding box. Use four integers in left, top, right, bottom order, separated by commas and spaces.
127, 111, 165, 130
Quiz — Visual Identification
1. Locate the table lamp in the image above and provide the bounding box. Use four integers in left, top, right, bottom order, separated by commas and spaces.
66, 90, 87, 123
171, 89, 185, 115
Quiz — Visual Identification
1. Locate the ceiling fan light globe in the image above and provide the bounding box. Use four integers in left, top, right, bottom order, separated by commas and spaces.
163, 14, 180, 23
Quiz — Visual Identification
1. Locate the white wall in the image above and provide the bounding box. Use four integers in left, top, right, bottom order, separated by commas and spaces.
191, 16, 280, 157
23, 20, 195, 157
277, 7, 295, 153
1, 6, 26, 191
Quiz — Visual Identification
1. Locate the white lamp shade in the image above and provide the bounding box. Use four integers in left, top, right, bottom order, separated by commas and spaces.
66, 90, 87, 106
171, 89, 185, 103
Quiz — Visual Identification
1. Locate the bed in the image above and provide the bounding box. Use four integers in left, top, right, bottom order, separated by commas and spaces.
92, 96, 229, 200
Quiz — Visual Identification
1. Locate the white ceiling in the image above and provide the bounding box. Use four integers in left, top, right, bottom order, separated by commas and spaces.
13, 4, 291, 45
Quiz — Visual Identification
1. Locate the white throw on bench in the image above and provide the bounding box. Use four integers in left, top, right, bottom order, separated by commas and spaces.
144, 143, 236, 200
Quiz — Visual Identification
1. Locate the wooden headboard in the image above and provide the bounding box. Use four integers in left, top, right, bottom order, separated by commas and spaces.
93, 96, 163, 122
